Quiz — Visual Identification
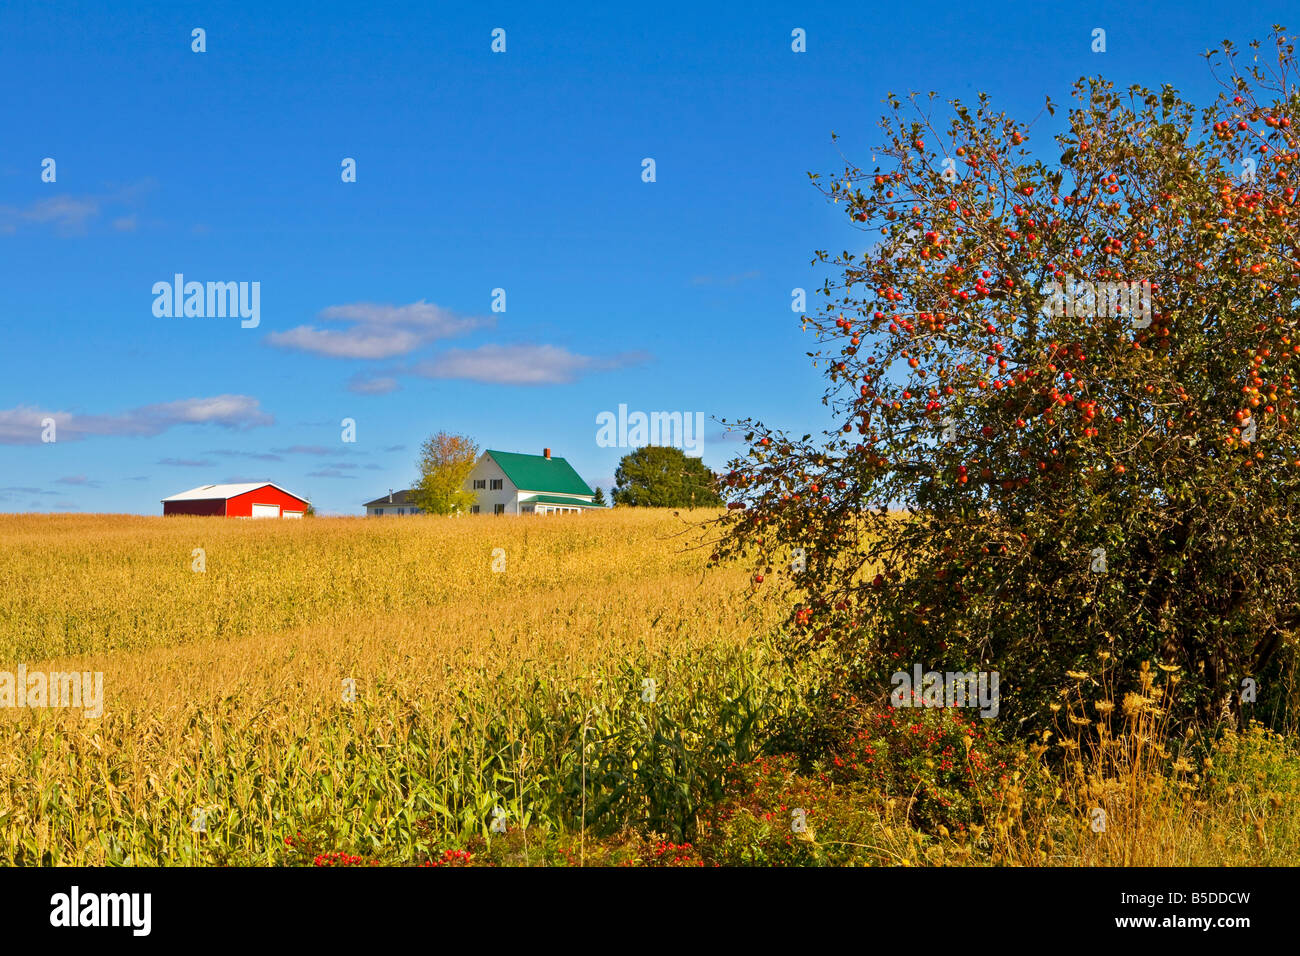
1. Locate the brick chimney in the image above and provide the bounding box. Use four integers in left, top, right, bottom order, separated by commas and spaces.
544, 448, 551, 460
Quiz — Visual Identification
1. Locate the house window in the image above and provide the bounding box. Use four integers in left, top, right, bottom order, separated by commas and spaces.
494, 504, 506, 515
374, 508, 383, 515
471, 505, 481, 514
473, 479, 486, 490
490, 478, 503, 490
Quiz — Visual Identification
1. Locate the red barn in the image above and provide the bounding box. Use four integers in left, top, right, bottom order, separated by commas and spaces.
161, 482, 310, 518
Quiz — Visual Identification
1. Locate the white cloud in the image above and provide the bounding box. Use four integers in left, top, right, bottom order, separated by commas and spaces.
267, 300, 491, 359
141, 395, 273, 429
0, 394, 273, 445
267, 326, 429, 359
411, 344, 648, 386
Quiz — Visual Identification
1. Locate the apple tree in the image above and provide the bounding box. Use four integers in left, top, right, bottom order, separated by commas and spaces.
714, 30, 1300, 731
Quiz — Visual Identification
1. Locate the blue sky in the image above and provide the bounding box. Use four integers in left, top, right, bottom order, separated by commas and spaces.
1, 0, 1290, 514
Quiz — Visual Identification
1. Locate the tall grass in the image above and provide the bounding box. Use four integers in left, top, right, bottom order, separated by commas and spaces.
1, 512, 1295, 866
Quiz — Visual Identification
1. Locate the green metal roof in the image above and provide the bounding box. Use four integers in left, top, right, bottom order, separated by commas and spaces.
525, 494, 603, 508
485, 450, 594, 497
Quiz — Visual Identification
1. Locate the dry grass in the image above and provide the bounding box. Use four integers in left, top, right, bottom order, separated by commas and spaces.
0, 510, 788, 864
0, 510, 763, 661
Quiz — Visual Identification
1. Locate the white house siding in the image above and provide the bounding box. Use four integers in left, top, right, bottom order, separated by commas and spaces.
464, 456, 520, 514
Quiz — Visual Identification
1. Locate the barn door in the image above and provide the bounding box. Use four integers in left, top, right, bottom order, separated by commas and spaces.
250, 503, 280, 518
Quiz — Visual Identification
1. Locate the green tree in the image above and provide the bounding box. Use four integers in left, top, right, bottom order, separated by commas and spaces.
715, 30, 1300, 731
613, 446, 722, 507
593, 486, 607, 506
413, 431, 479, 515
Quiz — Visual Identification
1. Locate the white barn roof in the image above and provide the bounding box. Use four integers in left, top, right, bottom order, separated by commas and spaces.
162, 482, 301, 502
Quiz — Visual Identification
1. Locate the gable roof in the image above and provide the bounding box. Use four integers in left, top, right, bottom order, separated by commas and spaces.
363, 488, 420, 508
485, 450, 594, 497
162, 482, 305, 503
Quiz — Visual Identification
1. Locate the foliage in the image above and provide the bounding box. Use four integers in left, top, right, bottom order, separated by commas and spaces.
413, 431, 478, 515
824, 702, 1018, 830
613, 445, 722, 508
715, 28, 1300, 731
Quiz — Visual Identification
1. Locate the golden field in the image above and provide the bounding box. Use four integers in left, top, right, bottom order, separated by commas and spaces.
0, 510, 789, 864
1, 510, 1297, 867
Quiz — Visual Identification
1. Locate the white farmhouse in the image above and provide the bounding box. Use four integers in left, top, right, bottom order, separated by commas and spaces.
363, 448, 601, 516
465, 448, 600, 514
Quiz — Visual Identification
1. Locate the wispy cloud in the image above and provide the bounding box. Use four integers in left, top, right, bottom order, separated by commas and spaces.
347, 373, 401, 395
0, 394, 273, 445
0, 181, 153, 236
206, 448, 284, 462
55, 475, 101, 488
145, 396, 272, 429
267, 300, 491, 359
157, 458, 217, 467
271, 445, 334, 456
0, 195, 100, 235
306, 469, 357, 479
411, 344, 648, 386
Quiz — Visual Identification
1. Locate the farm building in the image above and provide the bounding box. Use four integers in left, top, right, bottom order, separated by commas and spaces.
364, 449, 600, 516
363, 489, 422, 516
162, 482, 310, 518
465, 448, 599, 514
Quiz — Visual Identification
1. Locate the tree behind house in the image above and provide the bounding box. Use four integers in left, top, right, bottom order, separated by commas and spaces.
613, 445, 722, 507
